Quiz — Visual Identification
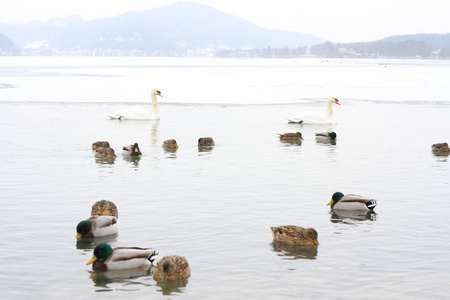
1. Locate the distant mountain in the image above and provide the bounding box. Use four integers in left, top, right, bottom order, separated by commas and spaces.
380, 33, 450, 49
0, 33, 19, 55
310, 33, 450, 58
0, 2, 324, 56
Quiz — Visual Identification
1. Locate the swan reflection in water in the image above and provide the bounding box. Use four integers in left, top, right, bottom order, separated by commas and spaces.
155, 277, 189, 296
270, 242, 318, 260
330, 210, 377, 224
89, 265, 154, 290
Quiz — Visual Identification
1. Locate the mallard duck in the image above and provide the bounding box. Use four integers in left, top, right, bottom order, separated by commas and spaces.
76, 216, 118, 239
431, 142, 449, 152
287, 97, 341, 124
278, 132, 303, 140
153, 255, 191, 281
92, 141, 110, 150
315, 132, 337, 141
327, 192, 378, 211
87, 243, 159, 271
95, 147, 117, 158
123, 143, 142, 156
91, 200, 118, 218
163, 139, 178, 149
198, 137, 214, 147
270, 225, 319, 245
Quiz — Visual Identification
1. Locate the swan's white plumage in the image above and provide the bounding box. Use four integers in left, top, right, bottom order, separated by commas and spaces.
108, 89, 163, 120
287, 97, 340, 124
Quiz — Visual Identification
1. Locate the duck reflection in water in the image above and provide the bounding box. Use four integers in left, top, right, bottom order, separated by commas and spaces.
155, 277, 189, 296
270, 242, 318, 260
123, 155, 141, 167
76, 235, 118, 250
88, 265, 153, 290
330, 210, 377, 224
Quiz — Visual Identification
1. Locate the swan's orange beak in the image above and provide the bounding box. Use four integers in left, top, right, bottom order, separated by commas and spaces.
335, 99, 341, 105
157, 91, 163, 98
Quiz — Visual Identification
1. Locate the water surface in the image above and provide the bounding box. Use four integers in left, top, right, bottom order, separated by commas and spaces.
0, 57, 449, 299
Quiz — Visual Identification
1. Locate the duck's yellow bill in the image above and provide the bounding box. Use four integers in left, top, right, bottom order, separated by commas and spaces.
326, 199, 334, 206
87, 255, 98, 265
313, 239, 319, 245
76, 233, 82, 240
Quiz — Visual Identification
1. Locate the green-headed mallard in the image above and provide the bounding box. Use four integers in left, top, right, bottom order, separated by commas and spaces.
76, 216, 118, 239
315, 131, 337, 141
163, 139, 178, 149
431, 142, 449, 152
287, 97, 341, 124
278, 132, 303, 140
123, 143, 142, 156
327, 192, 377, 211
87, 243, 159, 271
91, 200, 118, 218
198, 137, 214, 147
153, 255, 191, 281
270, 225, 319, 245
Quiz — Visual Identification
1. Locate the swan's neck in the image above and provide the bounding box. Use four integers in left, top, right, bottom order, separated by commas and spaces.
326, 99, 334, 119
151, 94, 158, 116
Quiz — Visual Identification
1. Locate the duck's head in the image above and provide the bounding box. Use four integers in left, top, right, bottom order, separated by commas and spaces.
295, 132, 304, 140
133, 143, 140, 152
329, 132, 337, 139
327, 192, 344, 206
76, 220, 92, 239
162, 260, 176, 281
329, 97, 340, 105
87, 243, 113, 265
305, 228, 319, 245
152, 89, 163, 98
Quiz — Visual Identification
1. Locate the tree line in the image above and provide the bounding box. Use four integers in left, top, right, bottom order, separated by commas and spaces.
217, 40, 450, 59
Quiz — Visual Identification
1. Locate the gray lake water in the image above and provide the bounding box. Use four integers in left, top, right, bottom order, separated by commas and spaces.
0, 57, 449, 299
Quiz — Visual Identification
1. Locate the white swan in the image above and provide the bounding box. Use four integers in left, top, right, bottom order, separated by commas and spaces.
287, 97, 340, 124
108, 89, 163, 120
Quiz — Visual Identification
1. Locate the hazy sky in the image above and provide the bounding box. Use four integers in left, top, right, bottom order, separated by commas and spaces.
1, 0, 449, 43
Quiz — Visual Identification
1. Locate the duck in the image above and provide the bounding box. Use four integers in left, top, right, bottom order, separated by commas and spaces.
278, 132, 303, 140
270, 225, 319, 246
153, 255, 191, 281
92, 141, 110, 150
163, 139, 178, 149
86, 243, 159, 271
198, 137, 215, 147
287, 97, 341, 124
76, 216, 118, 239
122, 143, 142, 156
315, 131, 337, 141
431, 142, 449, 152
91, 200, 118, 218
107, 89, 163, 120
95, 147, 117, 158
327, 192, 378, 211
